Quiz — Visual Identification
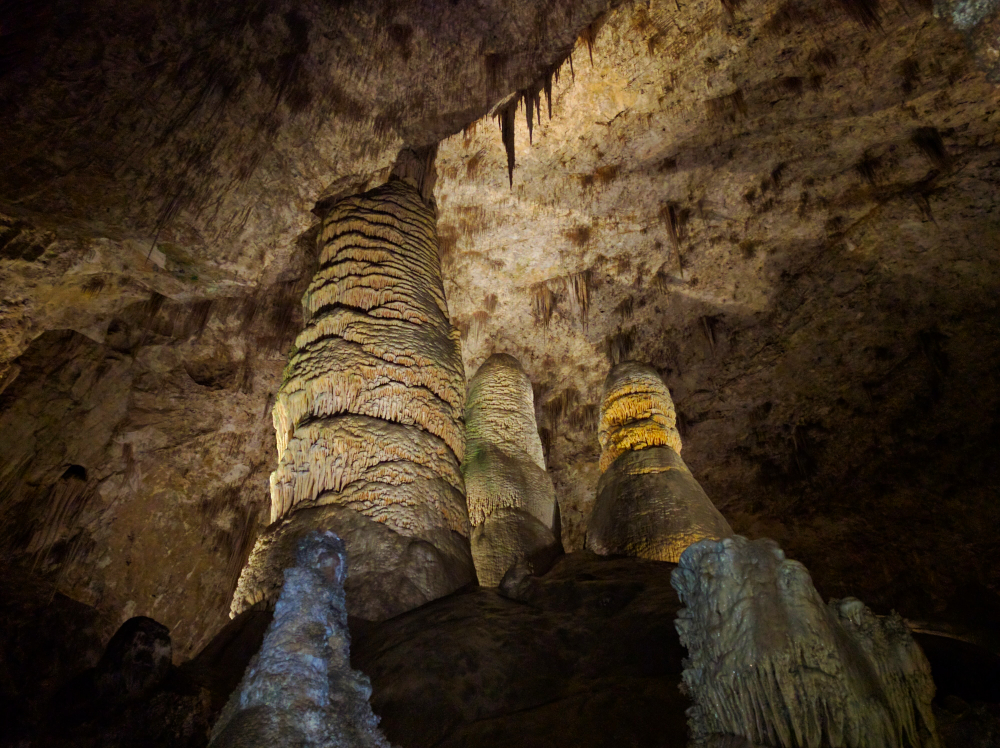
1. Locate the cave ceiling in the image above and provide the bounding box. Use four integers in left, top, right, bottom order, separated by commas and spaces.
0, 0, 998, 661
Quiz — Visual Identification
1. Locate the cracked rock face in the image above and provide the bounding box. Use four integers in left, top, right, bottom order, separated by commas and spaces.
463, 353, 559, 585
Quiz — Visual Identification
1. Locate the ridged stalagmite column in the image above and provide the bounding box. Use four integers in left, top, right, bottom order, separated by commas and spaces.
585, 361, 731, 563
463, 353, 560, 586
232, 170, 475, 621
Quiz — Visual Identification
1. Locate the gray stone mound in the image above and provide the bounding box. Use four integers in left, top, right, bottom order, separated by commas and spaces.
671, 536, 941, 748
211, 530, 392, 748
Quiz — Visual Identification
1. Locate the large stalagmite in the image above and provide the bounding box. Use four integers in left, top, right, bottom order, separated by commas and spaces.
231, 166, 475, 621
671, 536, 941, 748
462, 353, 560, 586
585, 361, 731, 563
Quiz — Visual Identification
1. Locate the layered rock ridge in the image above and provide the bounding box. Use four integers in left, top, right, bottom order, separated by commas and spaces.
672, 536, 941, 748
232, 173, 474, 621
585, 361, 731, 563
462, 353, 560, 586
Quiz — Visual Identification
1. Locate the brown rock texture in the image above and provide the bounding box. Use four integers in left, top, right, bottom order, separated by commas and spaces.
437, 0, 1000, 632
232, 178, 474, 621
586, 361, 732, 562
462, 353, 559, 585
1, 0, 1000, 723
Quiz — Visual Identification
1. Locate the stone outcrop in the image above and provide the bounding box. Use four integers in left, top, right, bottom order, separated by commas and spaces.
211, 531, 392, 748
672, 536, 941, 748
232, 175, 474, 621
585, 362, 731, 563
462, 353, 560, 586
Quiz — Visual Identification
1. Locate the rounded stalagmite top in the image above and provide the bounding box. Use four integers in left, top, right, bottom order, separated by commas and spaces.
598, 361, 682, 473
465, 353, 546, 471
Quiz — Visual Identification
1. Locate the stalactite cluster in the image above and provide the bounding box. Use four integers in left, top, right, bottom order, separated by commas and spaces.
232, 175, 474, 621
586, 362, 731, 563
463, 353, 559, 586
672, 536, 941, 748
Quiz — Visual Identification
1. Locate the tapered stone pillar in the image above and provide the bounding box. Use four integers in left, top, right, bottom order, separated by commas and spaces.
462, 353, 560, 586
585, 361, 731, 563
232, 165, 474, 621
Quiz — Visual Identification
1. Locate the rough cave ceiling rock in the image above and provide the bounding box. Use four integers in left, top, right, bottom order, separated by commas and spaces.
0, 0, 998, 663
437, 0, 1000, 626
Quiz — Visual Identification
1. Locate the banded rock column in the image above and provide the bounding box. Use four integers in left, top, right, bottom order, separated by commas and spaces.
585, 361, 731, 563
463, 353, 560, 586
232, 174, 475, 621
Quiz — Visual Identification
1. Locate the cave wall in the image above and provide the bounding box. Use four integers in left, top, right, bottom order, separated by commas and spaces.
0, 0, 998, 716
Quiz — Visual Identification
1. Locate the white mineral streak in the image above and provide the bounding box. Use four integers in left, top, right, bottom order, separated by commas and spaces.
231, 177, 474, 620
586, 362, 730, 563
671, 536, 941, 748
463, 353, 559, 586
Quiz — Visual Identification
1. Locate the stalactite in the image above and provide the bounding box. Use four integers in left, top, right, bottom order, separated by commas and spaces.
586, 362, 731, 563
232, 169, 474, 622
463, 354, 559, 586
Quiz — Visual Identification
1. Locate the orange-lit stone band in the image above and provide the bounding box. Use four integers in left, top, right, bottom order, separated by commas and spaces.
586, 361, 731, 563
232, 177, 474, 621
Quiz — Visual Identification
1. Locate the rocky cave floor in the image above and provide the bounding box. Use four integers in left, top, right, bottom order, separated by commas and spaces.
3, 553, 999, 747
1, 0, 1000, 744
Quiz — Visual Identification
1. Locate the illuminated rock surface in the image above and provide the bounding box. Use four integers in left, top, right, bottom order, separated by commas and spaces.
463, 353, 559, 585
586, 362, 731, 562
672, 536, 941, 748
232, 177, 474, 621
211, 531, 391, 748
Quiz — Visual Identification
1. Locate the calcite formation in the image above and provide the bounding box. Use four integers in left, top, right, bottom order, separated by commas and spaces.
462, 353, 560, 586
585, 362, 731, 563
671, 536, 941, 748
232, 175, 474, 620
212, 531, 392, 748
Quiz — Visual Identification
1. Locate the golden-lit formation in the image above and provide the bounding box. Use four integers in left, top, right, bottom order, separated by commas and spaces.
597, 362, 683, 473
463, 353, 559, 586
586, 361, 731, 563
232, 176, 474, 620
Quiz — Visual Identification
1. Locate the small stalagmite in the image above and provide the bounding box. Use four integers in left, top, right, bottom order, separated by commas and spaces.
585, 361, 731, 563
232, 154, 475, 621
463, 353, 560, 586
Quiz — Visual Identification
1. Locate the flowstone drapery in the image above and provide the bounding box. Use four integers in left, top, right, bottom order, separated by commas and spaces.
462, 354, 559, 586
211, 531, 393, 748
232, 169, 474, 621
671, 536, 941, 748
585, 361, 731, 563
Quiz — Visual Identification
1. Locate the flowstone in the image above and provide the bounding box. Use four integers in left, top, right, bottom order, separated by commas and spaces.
586, 362, 731, 563
462, 353, 560, 586
232, 165, 475, 620
671, 536, 941, 748
211, 531, 392, 748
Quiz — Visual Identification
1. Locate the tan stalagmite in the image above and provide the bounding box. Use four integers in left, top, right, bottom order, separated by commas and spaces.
586, 361, 731, 563
463, 353, 560, 586
232, 164, 475, 621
